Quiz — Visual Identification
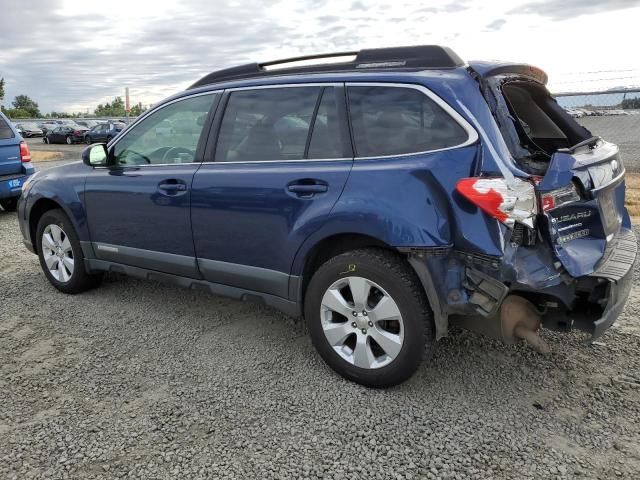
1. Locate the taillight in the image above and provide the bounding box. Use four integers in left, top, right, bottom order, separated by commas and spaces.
19, 141, 32, 163
74, 130, 81, 136
456, 177, 537, 228
538, 183, 581, 212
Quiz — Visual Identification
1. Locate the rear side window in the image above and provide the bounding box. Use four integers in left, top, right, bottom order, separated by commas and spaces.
215, 86, 344, 162
347, 86, 468, 157
0, 116, 15, 140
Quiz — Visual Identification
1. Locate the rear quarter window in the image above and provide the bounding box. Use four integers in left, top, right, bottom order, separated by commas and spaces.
347, 85, 469, 157
0, 116, 15, 140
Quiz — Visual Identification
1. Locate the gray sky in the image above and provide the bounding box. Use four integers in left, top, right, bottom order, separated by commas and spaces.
1, 0, 640, 113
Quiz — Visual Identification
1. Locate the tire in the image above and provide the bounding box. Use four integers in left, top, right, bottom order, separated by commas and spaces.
36, 209, 103, 294
106, 136, 113, 143
304, 248, 434, 388
0, 197, 18, 212
66, 136, 72, 145
43, 137, 49, 144
85, 136, 92, 145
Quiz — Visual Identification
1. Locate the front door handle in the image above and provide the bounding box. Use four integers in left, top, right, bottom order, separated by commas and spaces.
287, 184, 328, 194
159, 183, 187, 191
158, 180, 188, 195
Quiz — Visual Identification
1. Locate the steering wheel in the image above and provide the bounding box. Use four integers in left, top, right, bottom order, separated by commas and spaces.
161, 147, 194, 163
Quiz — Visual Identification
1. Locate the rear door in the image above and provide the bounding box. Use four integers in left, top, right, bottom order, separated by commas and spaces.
0, 114, 21, 176
191, 84, 353, 298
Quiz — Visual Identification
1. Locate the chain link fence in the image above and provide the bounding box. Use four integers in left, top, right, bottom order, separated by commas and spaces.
554, 89, 640, 172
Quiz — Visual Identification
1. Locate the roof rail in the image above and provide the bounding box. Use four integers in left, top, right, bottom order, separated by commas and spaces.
188, 45, 464, 89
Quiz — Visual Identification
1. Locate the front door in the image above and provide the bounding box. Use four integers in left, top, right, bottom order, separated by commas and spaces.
191, 85, 353, 298
84, 92, 219, 277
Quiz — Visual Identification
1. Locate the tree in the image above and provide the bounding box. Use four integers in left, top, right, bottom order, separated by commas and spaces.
0, 77, 5, 106
94, 97, 126, 117
2, 108, 31, 119
11, 94, 41, 117
129, 102, 147, 116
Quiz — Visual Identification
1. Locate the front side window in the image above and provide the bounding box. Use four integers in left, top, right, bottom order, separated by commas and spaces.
348, 85, 469, 157
215, 86, 339, 162
112, 93, 217, 165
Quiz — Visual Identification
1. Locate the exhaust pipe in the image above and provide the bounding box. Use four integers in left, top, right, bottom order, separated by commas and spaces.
500, 295, 551, 354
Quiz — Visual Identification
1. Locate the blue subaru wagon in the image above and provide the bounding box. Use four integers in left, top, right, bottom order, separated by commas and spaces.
17, 46, 637, 387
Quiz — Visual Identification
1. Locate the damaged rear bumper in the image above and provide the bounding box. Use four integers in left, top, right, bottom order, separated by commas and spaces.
591, 266, 633, 339
406, 228, 637, 342
586, 228, 636, 338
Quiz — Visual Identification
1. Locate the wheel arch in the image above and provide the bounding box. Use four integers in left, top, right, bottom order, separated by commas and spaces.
28, 197, 88, 256
295, 232, 405, 307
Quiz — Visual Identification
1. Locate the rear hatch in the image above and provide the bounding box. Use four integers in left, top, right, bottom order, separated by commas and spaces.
537, 139, 627, 277
0, 116, 22, 176
474, 64, 631, 278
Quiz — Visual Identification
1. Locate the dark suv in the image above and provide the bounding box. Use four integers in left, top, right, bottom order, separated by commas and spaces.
17, 46, 636, 387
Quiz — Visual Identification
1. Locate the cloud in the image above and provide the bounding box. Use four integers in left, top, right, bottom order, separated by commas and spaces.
485, 18, 506, 31
511, 0, 640, 20
1, 0, 640, 113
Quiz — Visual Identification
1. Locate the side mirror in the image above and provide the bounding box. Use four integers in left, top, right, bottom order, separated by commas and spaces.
82, 143, 108, 167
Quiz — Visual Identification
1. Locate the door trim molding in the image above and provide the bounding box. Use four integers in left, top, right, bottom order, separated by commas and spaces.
90, 242, 296, 299
198, 258, 294, 299
92, 242, 198, 278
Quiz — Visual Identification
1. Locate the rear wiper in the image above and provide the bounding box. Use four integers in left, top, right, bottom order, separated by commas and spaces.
558, 136, 601, 154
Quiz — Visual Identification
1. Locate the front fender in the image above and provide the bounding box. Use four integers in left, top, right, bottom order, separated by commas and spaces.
22, 162, 90, 248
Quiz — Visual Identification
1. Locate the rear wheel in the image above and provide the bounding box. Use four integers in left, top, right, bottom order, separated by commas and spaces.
305, 248, 434, 388
36, 209, 102, 294
66, 136, 72, 145
0, 198, 18, 212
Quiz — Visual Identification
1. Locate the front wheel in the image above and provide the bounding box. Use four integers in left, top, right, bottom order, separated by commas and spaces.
36, 209, 103, 294
304, 248, 434, 388
85, 136, 92, 145
106, 135, 113, 143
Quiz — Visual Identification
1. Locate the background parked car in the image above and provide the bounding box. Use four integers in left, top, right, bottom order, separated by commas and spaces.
44, 126, 89, 145
84, 122, 125, 144
38, 121, 60, 135
58, 119, 81, 128
14, 122, 44, 137
76, 120, 100, 129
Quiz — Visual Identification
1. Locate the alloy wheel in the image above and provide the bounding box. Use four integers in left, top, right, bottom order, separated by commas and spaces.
320, 276, 404, 369
41, 224, 74, 282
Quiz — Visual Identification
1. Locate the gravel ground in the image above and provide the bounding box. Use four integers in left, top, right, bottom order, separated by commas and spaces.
1, 209, 640, 479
